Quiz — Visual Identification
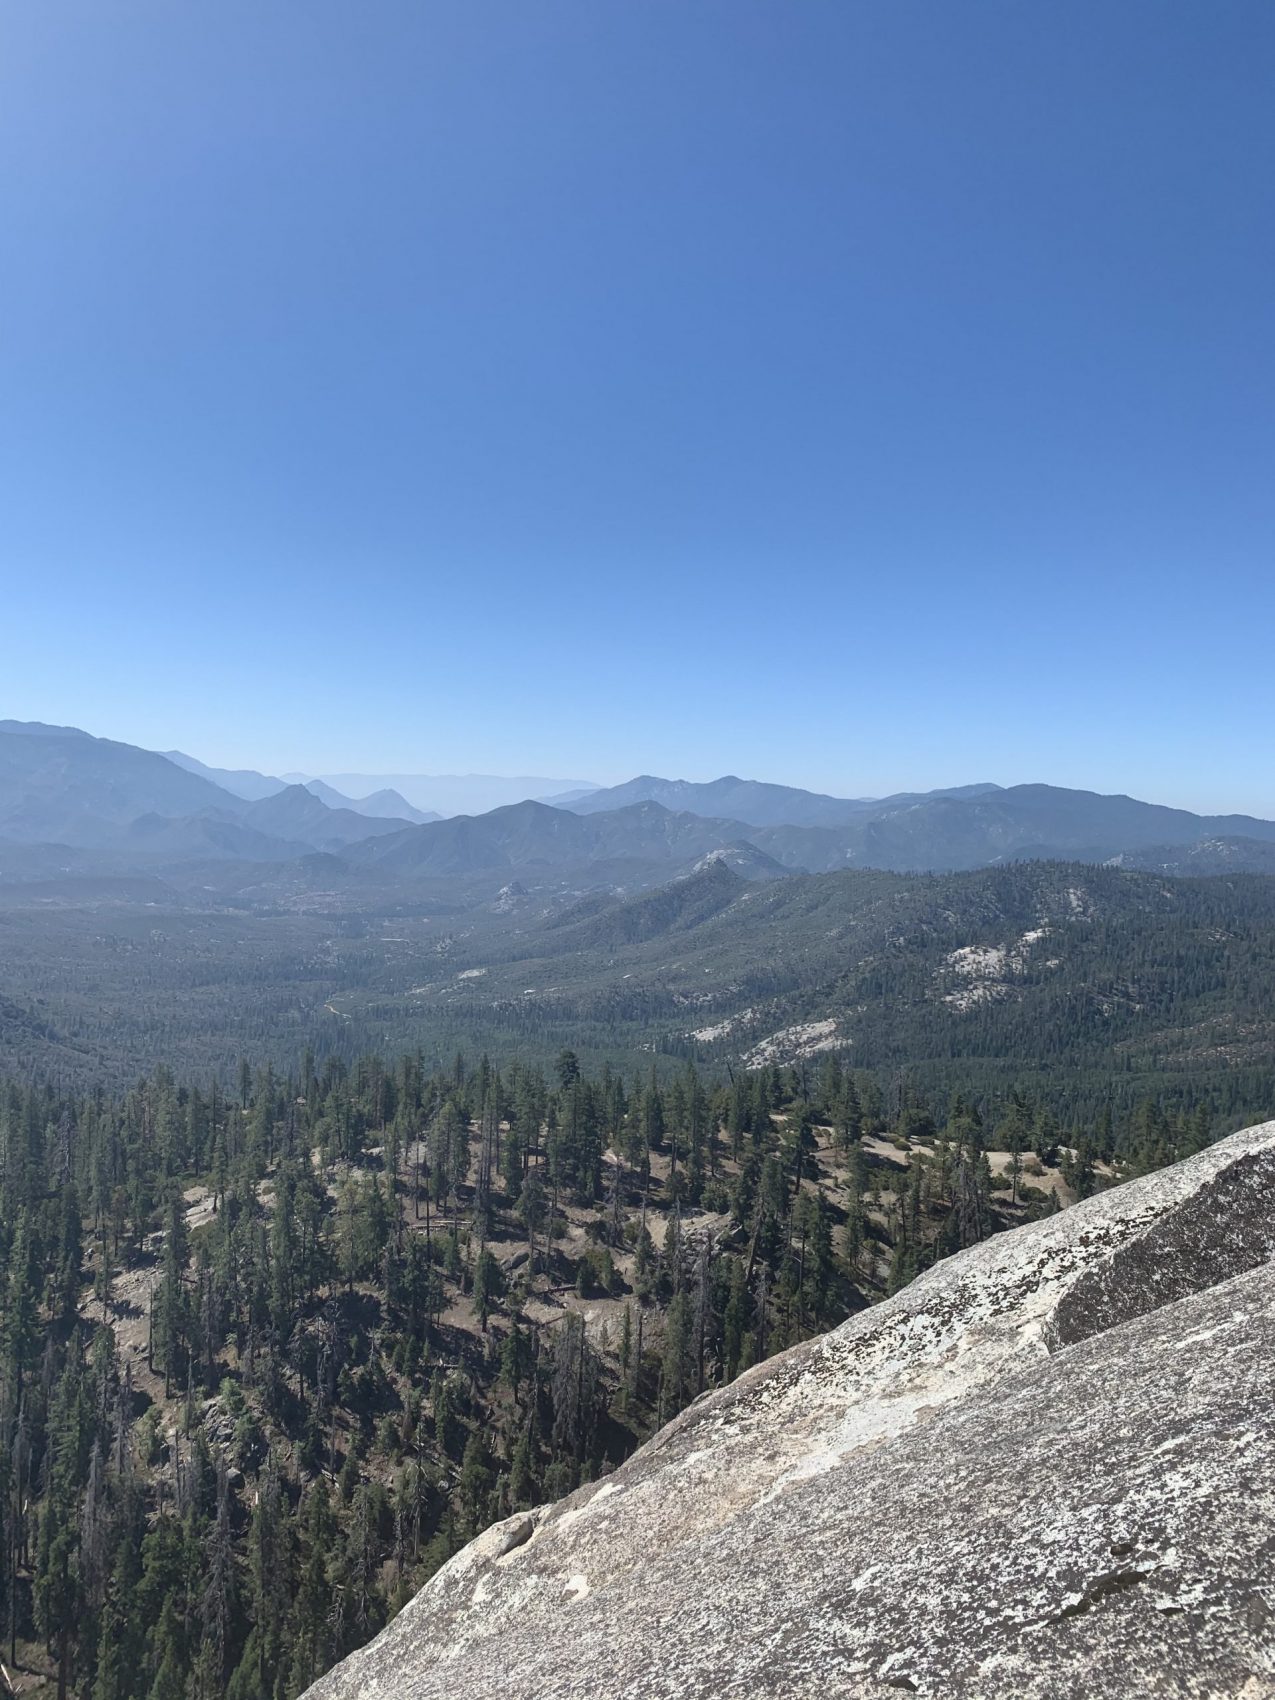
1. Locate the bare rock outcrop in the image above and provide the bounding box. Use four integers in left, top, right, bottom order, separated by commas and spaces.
305, 1121, 1275, 1699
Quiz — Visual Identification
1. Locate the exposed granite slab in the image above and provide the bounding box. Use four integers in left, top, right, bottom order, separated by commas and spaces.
305, 1120, 1275, 1700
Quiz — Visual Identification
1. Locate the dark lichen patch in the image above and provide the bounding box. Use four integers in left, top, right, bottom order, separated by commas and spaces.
1038, 1564, 1157, 1627
1045, 1147, 1275, 1351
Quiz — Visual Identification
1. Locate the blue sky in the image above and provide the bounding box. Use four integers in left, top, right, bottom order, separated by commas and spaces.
2, 2, 1272, 810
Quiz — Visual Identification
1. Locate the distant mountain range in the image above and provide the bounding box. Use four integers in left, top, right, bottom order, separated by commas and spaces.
552, 774, 1001, 829
0, 724, 419, 857
337, 782, 1275, 884
345, 798, 768, 881
167, 752, 439, 822
166, 756, 601, 819
300, 779, 437, 823
4, 720, 1275, 890
552, 774, 1275, 870
287, 771, 602, 817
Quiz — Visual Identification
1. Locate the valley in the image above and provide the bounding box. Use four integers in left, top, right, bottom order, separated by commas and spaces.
4, 847, 1275, 1141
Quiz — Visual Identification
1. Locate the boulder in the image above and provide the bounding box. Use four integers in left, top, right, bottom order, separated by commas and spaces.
304, 1120, 1275, 1699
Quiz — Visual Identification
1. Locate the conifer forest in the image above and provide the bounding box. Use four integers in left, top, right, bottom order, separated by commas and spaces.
0, 1044, 1229, 1698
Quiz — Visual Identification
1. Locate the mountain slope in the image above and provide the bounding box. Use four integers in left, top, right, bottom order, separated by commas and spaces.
348, 786, 439, 823
691, 841, 791, 881
838, 783, 1275, 871
0, 721, 243, 844
436, 860, 1275, 1094
345, 799, 763, 878
164, 750, 287, 801
293, 772, 601, 817
1108, 835, 1275, 876
305, 1121, 1275, 1700
238, 784, 413, 850
556, 774, 1275, 872
119, 811, 311, 862
537, 859, 747, 950
557, 773, 886, 827
304, 778, 438, 823
560, 774, 1007, 826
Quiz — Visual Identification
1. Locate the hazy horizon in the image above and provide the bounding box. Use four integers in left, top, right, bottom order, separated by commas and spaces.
13, 713, 1275, 821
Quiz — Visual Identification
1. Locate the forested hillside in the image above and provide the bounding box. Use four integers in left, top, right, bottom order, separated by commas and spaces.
0, 1045, 1218, 1699
5, 860, 1274, 1134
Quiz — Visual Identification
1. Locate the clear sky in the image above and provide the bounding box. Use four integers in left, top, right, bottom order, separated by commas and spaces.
2, 2, 1272, 810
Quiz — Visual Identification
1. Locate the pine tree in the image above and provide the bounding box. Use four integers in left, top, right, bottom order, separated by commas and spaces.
201, 1453, 239, 1693
155, 1183, 191, 1396
659, 1290, 692, 1422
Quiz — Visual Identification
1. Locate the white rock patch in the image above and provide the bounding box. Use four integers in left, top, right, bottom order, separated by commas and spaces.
740, 1019, 839, 1068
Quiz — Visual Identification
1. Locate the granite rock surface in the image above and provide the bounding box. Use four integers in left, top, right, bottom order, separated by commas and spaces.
304, 1120, 1275, 1699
